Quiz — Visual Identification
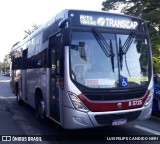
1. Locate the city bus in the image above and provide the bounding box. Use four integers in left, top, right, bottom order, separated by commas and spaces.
10, 9, 153, 129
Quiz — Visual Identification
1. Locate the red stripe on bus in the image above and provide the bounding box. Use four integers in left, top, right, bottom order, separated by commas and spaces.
79, 91, 150, 112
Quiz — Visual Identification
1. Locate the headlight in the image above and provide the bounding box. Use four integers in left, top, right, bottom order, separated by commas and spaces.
68, 92, 89, 112
144, 88, 154, 107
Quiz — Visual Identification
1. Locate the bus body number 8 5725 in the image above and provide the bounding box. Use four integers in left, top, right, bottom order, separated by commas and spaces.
128, 100, 142, 107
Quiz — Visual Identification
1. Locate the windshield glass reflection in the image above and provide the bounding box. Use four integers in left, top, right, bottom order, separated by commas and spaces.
70, 31, 149, 89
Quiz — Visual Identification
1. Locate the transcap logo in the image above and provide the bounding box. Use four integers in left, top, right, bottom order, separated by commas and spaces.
97, 17, 106, 26
97, 17, 138, 29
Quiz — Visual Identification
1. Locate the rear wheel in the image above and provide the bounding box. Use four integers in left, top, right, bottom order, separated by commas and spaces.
38, 100, 46, 119
17, 92, 23, 105
15, 84, 23, 105
35, 93, 46, 122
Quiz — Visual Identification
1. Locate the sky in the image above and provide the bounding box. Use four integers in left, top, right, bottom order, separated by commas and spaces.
0, 0, 105, 62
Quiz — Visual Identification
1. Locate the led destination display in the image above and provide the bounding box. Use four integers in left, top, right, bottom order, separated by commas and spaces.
79, 15, 138, 29
69, 11, 141, 30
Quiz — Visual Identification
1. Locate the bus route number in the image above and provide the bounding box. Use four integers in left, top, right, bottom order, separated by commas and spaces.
128, 100, 142, 107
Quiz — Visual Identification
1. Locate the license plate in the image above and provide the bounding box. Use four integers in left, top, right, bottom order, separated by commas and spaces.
112, 119, 127, 126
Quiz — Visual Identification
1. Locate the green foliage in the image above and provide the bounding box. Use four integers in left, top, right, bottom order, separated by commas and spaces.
23, 24, 41, 39
151, 33, 160, 73
1, 55, 10, 73
102, 0, 160, 73
12, 41, 20, 48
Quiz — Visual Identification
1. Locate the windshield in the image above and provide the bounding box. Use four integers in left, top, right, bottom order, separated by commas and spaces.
117, 34, 149, 87
70, 31, 149, 89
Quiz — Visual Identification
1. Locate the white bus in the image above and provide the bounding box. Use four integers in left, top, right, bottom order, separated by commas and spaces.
10, 9, 153, 129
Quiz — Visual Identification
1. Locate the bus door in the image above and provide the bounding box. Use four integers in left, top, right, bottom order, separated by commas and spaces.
22, 49, 28, 101
49, 33, 61, 122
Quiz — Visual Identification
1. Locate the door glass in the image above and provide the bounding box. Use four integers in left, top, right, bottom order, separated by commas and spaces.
49, 34, 61, 122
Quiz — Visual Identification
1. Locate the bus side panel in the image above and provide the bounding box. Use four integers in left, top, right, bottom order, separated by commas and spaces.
26, 69, 35, 107
26, 68, 47, 108
63, 106, 93, 129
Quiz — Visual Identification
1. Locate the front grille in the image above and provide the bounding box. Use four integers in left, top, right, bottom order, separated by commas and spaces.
84, 90, 146, 101
95, 111, 141, 125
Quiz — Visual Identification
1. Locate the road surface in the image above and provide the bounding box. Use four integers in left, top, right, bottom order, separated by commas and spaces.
0, 75, 160, 144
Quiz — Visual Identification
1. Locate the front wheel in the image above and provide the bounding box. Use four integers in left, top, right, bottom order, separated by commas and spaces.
36, 100, 46, 121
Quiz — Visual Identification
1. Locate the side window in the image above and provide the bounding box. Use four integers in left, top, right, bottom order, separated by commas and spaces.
21, 49, 28, 69
12, 52, 22, 70
27, 49, 47, 69
13, 57, 22, 70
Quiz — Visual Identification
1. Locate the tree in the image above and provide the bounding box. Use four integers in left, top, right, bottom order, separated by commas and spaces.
23, 24, 41, 39
1, 54, 10, 73
102, 0, 160, 73
3, 24, 41, 74
12, 41, 20, 48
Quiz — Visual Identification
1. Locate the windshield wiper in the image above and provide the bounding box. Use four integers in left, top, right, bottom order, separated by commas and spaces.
92, 28, 115, 72
110, 39, 114, 72
119, 32, 135, 76
119, 38, 123, 71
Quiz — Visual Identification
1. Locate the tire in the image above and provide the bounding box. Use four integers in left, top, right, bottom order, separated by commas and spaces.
36, 99, 46, 122
38, 100, 46, 119
17, 91, 23, 105
15, 84, 23, 105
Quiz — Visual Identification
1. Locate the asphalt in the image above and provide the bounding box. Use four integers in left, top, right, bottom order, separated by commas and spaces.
0, 101, 24, 135
0, 76, 34, 143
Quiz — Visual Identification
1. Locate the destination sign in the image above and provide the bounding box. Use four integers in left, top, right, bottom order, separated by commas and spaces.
79, 15, 138, 29
68, 11, 141, 30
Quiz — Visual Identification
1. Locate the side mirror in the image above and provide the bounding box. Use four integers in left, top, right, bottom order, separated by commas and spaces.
58, 18, 69, 28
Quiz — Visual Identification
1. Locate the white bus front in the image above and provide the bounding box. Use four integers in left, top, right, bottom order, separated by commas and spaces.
62, 28, 153, 129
